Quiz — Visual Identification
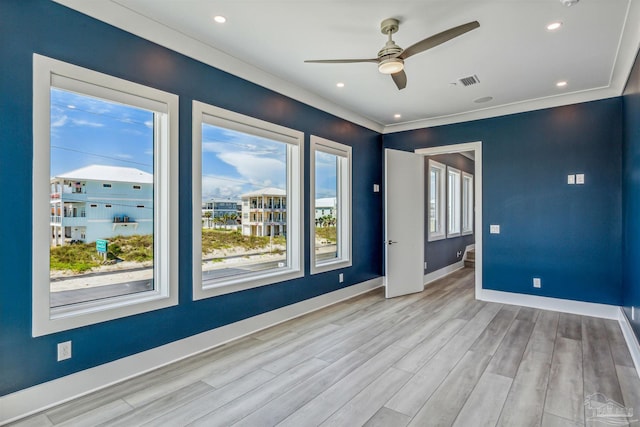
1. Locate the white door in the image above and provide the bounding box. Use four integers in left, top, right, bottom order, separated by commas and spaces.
385, 149, 424, 298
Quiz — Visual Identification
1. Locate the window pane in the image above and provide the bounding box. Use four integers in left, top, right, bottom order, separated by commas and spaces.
462, 174, 473, 233
315, 151, 338, 261
429, 169, 438, 234
201, 123, 288, 284
49, 88, 155, 308
447, 168, 461, 236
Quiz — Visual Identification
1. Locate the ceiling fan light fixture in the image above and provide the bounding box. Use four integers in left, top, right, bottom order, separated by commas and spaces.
378, 58, 404, 75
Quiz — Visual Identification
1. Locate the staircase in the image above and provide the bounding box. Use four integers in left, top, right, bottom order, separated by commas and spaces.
464, 248, 475, 268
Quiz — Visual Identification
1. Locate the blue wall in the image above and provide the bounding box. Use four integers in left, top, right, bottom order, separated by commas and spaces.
622, 49, 640, 339
425, 153, 475, 274
384, 99, 623, 305
0, 1, 382, 396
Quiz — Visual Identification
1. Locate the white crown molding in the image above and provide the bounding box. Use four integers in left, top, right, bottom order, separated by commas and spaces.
384, 0, 640, 133
52, 0, 385, 134
383, 86, 620, 133
53, 0, 640, 136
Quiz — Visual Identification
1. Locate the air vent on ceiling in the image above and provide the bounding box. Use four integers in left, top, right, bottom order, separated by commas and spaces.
458, 75, 480, 87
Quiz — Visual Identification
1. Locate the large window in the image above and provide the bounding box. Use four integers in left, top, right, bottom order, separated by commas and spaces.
310, 136, 352, 273
428, 160, 446, 241
447, 166, 461, 237
462, 171, 474, 235
32, 54, 178, 336
192, 101, 303, 299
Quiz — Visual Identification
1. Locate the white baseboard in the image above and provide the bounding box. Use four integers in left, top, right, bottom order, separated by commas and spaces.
480, 289, 620, 320
0, 277, 383, 425
423, 261, 465, 286
618, 307, 640, 378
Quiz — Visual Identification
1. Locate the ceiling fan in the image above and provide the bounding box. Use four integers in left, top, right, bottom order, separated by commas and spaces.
305, 18, 480, 90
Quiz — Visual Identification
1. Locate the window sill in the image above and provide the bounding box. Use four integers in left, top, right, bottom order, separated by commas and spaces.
310, 259, 352, 275
194, 268, 304, 300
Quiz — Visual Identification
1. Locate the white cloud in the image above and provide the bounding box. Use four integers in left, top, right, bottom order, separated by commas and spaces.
51, 115, 68, 128
71, 119, 104, 128
116, 154, 133, 160
144, 120, 153, 128
218, 152, 285, 188
202, 175, 243, 200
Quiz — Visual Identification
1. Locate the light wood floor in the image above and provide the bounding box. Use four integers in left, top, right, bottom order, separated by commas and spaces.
11, 268, 640, 427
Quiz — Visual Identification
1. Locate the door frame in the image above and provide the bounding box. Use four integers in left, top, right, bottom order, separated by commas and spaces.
415, 141, 482, 300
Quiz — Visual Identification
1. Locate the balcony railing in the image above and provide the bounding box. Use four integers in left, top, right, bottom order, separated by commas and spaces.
113, 216, 134, 223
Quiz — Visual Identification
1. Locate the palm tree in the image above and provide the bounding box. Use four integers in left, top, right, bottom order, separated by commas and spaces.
227, 212, 239, 228
203, 211, 212, 228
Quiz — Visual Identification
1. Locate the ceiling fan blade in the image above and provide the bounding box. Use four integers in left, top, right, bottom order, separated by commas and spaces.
304, 58, 378, 64
391, 70, 407, 90
400, 21, 480, 60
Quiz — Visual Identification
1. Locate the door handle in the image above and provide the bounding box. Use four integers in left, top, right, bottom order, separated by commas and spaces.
388, 240, 398, 245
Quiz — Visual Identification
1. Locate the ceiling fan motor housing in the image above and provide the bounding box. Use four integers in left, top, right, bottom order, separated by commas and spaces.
377, 18, 405, 74
378, 40, 403, 59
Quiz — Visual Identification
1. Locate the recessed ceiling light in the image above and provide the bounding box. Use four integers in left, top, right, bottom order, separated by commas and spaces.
474, 96, 493, 104
213, 15, 227, 24
556, 81, 568, 87
547, 21, 562, 31
336, 82, 345, 88
394, 114, 402, 119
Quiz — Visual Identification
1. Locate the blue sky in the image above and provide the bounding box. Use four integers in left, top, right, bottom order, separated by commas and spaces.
51, 88, 336, 200
50, 88, 154, 177
315, 151, 338, 199
202, 124, 336, 201
201, 123, 287, 200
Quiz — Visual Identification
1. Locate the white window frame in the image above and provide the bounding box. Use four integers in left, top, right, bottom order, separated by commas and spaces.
310, 135, 352, 274
447, 166, 462, 238
462, 171, 474, 235
428, 159, 446, 242
32, 54, 179, 337
192, 101, 304, 299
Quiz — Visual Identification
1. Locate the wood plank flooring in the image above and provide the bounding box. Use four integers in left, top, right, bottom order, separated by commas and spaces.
10, 268, 640, 427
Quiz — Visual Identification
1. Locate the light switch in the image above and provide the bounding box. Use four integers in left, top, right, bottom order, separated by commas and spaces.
490, 224, 500, 234
373, 184, 380, 192
567, 174, 575, 185
576, 174, 585, 184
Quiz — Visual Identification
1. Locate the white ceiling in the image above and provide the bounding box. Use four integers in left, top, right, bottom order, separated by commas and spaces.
55, 0, 640, 134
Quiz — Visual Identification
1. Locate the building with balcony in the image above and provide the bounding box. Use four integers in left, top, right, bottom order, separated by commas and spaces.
50, 165, 153, 246
240, 187, 286, 237
201, 198, 241, 228
314, 197, 337, 225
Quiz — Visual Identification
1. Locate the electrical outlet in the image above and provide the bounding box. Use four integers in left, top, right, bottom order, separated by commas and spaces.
339, 273, 344, 283
490, 225, 500, 234
57, 341, 72, 361
457, 250, 462, 258
373, 184, 380, 193
533, 278, 541, 288
424, 262, 427, 270
567, 174, 575, 185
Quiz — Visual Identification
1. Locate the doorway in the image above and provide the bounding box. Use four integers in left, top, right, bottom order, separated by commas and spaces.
415, 142, 482, 300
